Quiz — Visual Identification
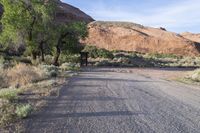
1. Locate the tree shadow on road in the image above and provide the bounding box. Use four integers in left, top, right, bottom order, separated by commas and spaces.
31, 111, 147, 120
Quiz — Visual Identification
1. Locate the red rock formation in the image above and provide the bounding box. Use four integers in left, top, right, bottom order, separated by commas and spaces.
181, 32, 200, 43
55, 1, 94, 23
83, 21, 200, 56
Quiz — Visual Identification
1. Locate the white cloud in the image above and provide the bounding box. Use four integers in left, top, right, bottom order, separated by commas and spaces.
61, 0, 200, 33
85, 0, 200, 33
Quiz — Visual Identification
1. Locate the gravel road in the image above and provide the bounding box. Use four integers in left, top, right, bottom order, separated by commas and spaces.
24, 68, 200, 133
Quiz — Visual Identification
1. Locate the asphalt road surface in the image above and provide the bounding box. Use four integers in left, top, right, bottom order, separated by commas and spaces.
24, 68, 200, 133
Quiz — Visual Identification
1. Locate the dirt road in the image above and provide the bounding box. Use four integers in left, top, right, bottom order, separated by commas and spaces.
24, 68, 200, 133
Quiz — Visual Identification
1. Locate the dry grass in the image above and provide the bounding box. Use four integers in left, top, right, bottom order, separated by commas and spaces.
4, 63, 46, 87
0, 69, 7, 88
187, 69, 200, 82
178, 69, 200, 85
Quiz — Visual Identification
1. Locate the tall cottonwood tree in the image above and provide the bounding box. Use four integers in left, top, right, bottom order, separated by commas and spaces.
0, 0, 88, 65
53, 22, 88, 66
0, 0, 57, 60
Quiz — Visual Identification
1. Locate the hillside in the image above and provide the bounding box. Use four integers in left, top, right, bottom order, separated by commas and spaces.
181, 32, 200, 43
56, 1, 94, 23
83, 21, 200, 56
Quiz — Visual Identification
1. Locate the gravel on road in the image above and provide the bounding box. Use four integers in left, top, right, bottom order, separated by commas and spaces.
24, 68, 200, 133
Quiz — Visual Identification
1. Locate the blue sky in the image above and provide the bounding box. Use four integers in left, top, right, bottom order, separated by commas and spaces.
61, 0, 200, 33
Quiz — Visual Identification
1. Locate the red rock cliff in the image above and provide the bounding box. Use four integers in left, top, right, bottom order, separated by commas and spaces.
83, 21, 200, 56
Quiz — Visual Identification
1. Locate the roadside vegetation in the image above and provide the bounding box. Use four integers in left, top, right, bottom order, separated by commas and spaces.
84, 46, 200, 68
0, 59, 81, 129
179, 69, 200, 85
84, 45, 200, 85
0, 0, 86, 130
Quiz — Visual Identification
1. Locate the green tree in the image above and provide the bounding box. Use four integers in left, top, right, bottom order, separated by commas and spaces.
0, 0, 56, 60
53, 22, 88, 66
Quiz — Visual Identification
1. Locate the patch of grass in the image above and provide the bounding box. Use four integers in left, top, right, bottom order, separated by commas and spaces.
0, 88, 21, 101
40, 64, 60, 78
0, 104, 16, 127
146, 53, 179, 59
0, 56, 5, 68
5, 63, 46, 87
49, 70, 58, 78
177, 69, 200, 85
90, 50, 200, 68
0, 69, 7, 88
15, 104, 32, 119
60, 63, 80, 71
186, 69, 200, 82
60, 54, 80, 64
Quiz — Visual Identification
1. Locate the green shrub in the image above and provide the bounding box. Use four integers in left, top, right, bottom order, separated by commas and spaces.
147, 53, 179, 59
44, 55, 54, 65
82, 45, 98, 58
97, 48, 114, 59
60, 63, 80, 71
83, 45, 114, 59
49, 70, 58, 78
40, 64, 59, 73
0, 68, 8, 88
95, 60, 113, 67
0, 88, 20, 101
39, 64, 60, 78
15, 104, 32, 119
0, 55, 5, 64
189, 69, 200, 82
0, 104, 16, 126
0, 56, 5, 69
60, 54, 80, 64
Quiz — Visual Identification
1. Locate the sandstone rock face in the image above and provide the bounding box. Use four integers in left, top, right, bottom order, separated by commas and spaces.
83, 21, 200, 56
181, 32, 200, 43
56, 1, 94, 23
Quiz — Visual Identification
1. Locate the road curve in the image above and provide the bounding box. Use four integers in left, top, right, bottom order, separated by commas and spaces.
24, 68, 200, 133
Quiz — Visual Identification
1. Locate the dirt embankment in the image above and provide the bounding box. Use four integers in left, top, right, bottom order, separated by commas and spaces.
83, 21, 200, 56
181, 32, 200, 43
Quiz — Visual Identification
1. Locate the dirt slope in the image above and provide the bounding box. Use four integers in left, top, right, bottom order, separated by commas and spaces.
83, 21, 200, 56
181, 32, 200, 43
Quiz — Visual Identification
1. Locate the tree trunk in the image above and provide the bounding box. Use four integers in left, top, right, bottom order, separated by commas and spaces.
53, 32, 70, 66
32, 51, 37, 60
53, 38, 62, 66
29, 16, 36, 60
39, 41, 45, 62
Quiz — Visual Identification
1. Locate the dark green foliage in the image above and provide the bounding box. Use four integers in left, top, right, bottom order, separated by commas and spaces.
83, 45, 114, 59
0, 1, 88, 65
52, 22, 88, 66
0, 0, 57, 60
